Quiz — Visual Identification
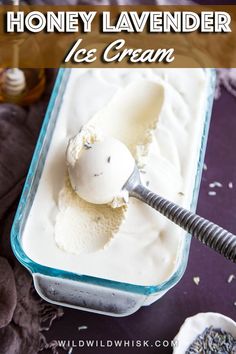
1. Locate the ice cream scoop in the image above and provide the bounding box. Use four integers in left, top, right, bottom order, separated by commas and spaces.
67, 135, 135, 206
68, 135, 236, 263
124, 166, 236, 263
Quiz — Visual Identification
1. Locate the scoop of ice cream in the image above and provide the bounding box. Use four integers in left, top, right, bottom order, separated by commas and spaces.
67, 133, 135, 205
55, 79, 164, 256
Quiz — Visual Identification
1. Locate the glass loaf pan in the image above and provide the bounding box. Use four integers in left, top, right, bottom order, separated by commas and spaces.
11, 69, 216, 317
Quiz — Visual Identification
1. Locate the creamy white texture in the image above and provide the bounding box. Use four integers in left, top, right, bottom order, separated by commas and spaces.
87, 80, 164, 167
67, 133, 135, 204
62, 80, 163, 254
67, 135, 135, 205
22, 68, 208, 286
55, 178, 126, 254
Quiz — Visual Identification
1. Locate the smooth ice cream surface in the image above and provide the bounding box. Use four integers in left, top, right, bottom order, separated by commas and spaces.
57, 79, 163, 254
67, 133, 135, 205
22, 68, 209, 286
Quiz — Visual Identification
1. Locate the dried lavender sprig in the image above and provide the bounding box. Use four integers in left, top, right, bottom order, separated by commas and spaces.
186, 326, 236, 354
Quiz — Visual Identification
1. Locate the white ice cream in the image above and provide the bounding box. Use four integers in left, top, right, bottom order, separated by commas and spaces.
58, 79, 163, 254
54, 178, 126, 254
22, 68, 210, 286
67, 133, 135, 205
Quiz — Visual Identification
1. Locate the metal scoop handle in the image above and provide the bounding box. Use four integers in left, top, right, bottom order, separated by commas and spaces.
130, 184, 236, 263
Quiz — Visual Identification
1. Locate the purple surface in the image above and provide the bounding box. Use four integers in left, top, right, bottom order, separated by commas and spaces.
42, 87, 236, 354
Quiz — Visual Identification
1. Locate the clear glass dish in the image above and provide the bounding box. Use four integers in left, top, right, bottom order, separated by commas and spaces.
11, 69, 216, 317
